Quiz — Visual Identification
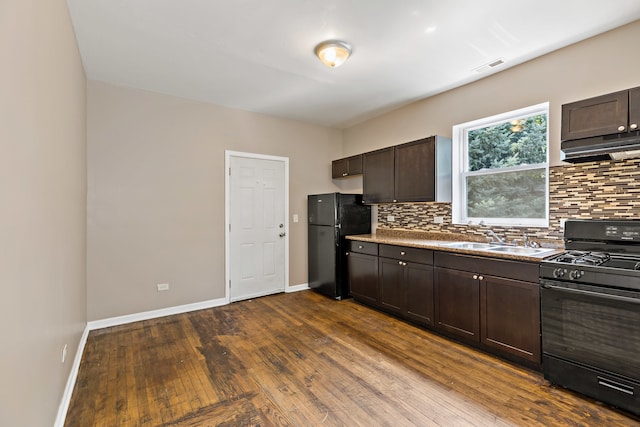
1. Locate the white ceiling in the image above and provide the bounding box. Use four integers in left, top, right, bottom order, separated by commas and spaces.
67, 0, 640, 128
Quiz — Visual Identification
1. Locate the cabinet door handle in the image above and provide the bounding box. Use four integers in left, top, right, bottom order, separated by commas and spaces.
618, 125, 626, 132
478, 275, 484, 281
473, 274, 478, 280
343, 172, 348, 176
400, 251, 406, 256
631, 123, 638, 130
358, 245, 363, 249
345, 252, 350, 256
398, 261, 403, 265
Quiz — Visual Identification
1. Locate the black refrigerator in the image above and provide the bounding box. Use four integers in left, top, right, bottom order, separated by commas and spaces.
308, 193, 371, 299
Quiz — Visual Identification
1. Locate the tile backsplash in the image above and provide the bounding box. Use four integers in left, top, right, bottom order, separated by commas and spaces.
377, 157, 640, 245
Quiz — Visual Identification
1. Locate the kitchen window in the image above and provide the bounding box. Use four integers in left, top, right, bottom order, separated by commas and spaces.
451, 102, 549, 227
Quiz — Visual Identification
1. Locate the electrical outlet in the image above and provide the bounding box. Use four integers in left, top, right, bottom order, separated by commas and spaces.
560, 218, 567, 229
387, 215, 395, 222
434, 216, 444, 224
157, 283, 170, 292
62, 344, 68, 364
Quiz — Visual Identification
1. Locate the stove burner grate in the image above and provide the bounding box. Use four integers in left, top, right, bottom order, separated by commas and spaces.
553, 251, 611, 266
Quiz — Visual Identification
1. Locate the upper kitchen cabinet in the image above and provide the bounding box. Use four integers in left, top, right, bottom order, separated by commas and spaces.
395, 138, 436, 202
332, 154, 363, 178
561, 87, 640, 141
362, 147, 395, 203
630, 87, 640, 130
363, 136, 451, 204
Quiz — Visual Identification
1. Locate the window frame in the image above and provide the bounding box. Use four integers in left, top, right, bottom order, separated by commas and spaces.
451, 102, 550, 227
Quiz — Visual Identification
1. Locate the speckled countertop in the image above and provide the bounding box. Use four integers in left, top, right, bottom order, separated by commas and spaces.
346, 228, 563, 262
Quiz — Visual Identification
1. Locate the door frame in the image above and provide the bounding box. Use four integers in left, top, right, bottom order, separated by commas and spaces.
225, 150, 290, 303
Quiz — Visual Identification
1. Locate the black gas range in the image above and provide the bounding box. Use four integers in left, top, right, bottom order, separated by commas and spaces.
540, 219, 640, 416
541, 249, 640, 290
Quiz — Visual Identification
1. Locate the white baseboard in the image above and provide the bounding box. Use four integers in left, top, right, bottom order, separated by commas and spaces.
87, 297, 228, 331
286, 283, 309, 293
54, 324, 90, 427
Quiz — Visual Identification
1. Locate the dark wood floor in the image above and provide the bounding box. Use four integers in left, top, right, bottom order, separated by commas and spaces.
66, 290, 640, 426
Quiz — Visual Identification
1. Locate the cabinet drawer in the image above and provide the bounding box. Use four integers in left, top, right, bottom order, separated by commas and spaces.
379, 244, 433, 264
435, 251, 538, 282
349, 241, 378, 256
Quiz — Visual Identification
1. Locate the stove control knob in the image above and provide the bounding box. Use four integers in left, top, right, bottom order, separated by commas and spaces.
569, 269, 583, 280
553, 268, 566, 278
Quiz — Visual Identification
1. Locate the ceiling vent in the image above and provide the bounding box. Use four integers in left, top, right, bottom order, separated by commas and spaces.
473, 58, 505, 73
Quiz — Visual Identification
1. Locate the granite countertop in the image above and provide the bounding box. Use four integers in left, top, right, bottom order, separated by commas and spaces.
346, 229, 563, 262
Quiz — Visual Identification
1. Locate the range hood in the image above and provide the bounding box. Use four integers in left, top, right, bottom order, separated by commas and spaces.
561, 131, 640, 163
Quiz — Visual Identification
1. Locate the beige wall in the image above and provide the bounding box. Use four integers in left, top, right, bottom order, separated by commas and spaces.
87, 21, 640, 321
87, 82, 342, 320
343, 20, 640, 167
0, 0, 87, 426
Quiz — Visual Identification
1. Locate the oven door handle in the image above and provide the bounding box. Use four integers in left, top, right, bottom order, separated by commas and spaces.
542, 283, 640, 305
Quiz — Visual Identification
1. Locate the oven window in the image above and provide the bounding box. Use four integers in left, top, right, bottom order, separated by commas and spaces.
542, 283, 640, 380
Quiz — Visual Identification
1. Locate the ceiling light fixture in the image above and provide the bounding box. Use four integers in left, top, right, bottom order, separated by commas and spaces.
314, 40, 351, 68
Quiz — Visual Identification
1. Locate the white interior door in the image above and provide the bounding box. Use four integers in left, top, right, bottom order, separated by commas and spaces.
228, 154, 287, 302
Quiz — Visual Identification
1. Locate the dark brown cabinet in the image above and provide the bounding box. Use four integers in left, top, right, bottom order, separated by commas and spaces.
332, 154, 363, 178
394, 138, 436, 202
362, 136, 451, 204
362, 147, 395, 203
561, 86, 640, 141
347, 241, 378, 305
347, 241, 541, 367
480, 275, 540, 364
378, 244, 434, 325
434, 266, 480, 340
434, 252, 541, 366
404, 262, 434, 327
378, 257, 405, 315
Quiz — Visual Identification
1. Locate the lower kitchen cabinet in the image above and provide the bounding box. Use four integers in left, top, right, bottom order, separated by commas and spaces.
378, 244, 434, 326
404, 262, 434, 326
378, 257, 434, 325
347, 241, 541, 368
434, 251, 541, 366
480, 275, 540, 364
378, 256, 405, 315
347, 241, 379, 305
434, 267, 479, 340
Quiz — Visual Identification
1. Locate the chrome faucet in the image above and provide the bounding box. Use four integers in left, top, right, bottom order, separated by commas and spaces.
486, 229, 506, 244
522, 232, 541, 248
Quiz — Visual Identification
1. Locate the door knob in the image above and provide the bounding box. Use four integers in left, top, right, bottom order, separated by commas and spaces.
279, 232, 286, 237
279, 223, 284, 228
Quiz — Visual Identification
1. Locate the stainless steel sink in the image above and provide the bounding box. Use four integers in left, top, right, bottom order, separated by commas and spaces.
485, 246, 555, 255
439, 241, 556, 256
440, 242, 497, 249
